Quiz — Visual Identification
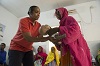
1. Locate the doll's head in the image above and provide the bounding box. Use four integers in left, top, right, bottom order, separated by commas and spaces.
39, 25, 51, 35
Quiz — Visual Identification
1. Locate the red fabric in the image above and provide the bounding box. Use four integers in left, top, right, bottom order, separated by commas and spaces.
56, 8, 92, 66
35, 46, 47, 66
9, 17, 41, 52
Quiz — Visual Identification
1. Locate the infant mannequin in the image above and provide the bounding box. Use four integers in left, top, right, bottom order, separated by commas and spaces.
39, 25, 51, 35
39, 25, 66, 44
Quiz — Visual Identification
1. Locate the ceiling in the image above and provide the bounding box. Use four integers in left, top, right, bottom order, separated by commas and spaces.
0, 0, 95, 18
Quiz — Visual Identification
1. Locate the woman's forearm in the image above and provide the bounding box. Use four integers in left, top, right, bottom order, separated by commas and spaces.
22, 32, 49, 42
25, 36, 49, 42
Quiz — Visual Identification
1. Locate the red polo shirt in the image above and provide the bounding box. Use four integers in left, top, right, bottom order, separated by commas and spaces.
9, 17, 41, 52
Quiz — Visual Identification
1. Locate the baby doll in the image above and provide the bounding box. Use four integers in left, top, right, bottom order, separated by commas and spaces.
39, 25, 66, 44
39, 25, 51, 35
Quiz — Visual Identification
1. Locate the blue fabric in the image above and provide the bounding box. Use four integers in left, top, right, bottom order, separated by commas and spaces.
0, 50, 6, 64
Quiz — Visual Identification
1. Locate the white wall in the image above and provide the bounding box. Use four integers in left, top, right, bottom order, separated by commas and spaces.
0, 5, 19, 64
0, 5, 19, 45
88, 40, 100, 57
97, 0, 100, 15
0, 5, 19, 55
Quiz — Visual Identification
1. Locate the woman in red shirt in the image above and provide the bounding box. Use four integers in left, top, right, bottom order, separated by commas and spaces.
8, 6, 49, 66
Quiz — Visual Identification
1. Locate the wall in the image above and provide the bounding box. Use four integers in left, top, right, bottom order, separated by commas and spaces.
88, 40, 100, 57
0, 5, 19, 50
96, 0, 100, 11
0, 5, 19, 45
0, 5, 19, 64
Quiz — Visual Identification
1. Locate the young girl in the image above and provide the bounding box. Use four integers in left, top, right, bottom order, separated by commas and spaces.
45, 47, 60, 66
8, 6, 49, 66
34, 46, 47, 66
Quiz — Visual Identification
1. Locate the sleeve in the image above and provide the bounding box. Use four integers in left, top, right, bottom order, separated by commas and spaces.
45, 53, 51, 64
45, 52, 55, 64
55, 52, 60, 66
3, 51, 6, 63
55, 44, 61, 51
19, 19, 29, 33
43, 53, 47, 60
59, 16, 81, 44
35, 54, 39, 60
42, 53, 47, 65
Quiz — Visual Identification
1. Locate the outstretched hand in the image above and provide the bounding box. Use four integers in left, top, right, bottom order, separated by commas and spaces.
46, 28, 59, 36
54, 34, 66, 40
37, 54, 43, 59
49, 37, 58, 43
49, 37, 62, 45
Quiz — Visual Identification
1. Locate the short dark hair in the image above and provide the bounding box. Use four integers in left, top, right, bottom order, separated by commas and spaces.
1, 43, 6, 47
28, 6, 39, 15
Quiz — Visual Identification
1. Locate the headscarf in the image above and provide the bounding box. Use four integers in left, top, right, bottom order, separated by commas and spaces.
45, 47, 60, 66
56, 7, 68, 20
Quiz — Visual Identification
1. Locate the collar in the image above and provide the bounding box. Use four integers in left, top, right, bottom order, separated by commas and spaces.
27, 17, 37, 25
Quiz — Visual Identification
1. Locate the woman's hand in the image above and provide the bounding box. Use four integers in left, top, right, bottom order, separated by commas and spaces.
37, 54, 44, 60
46, 28, 59, 36
37, 54, 42, 58
58, 41, 62, 45
54, 34, 66, 40
38, 36, 50, 42
49, 37, 62, 45
49, 37, 58, 43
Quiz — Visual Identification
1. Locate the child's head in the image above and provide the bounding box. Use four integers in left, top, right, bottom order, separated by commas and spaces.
28, 6, 40, 20
39, 25, 51, 35
37, 46, 43, 53
0, 43, 6, 50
